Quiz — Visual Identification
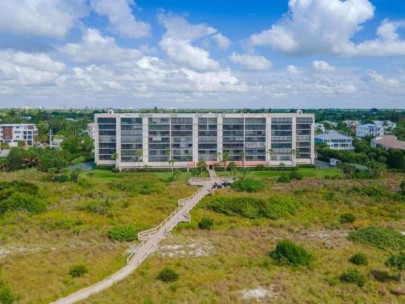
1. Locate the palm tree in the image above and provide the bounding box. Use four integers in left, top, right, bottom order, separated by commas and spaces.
111, 152, 119, 170
135, 149, 143, 169
239, 151, 246, 167
228, 161, 237, 176
222, 151, 230, 172
169, 159, 175, 172
185, 155, 191, 172
165, 148, 172, 169
267, 148, 273, 166
217, 152, 222, 164
291, 149, 296, 167
17, 141, 26, 149
197, 160, 207, 173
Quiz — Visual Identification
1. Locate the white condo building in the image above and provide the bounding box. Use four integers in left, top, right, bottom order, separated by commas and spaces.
0, 124, 38, 147
94, 111, 315, 170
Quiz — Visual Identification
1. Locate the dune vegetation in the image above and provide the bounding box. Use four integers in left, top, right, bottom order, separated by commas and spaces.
0, 168, 404, 303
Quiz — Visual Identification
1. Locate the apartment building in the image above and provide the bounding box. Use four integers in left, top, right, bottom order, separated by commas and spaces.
315, 131, 354, 150
356, 123, 384, 138
0, 124, 38, 147
94, 111, 315, 170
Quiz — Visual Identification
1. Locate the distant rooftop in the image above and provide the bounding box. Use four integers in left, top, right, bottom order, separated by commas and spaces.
373, 135, 405, 150
315, 132, 352, 140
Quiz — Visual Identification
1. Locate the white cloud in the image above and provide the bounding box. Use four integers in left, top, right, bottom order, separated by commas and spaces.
0, 0, 88, 39
0, 50, 65, 86
60, 28, 143, 65
212, 33, 230, 49
312, 60, 335, 72
230, 53, 272, 70
91, 0, 150, 39
158, 13, 230, 71
248, 0, 405, 56
286, 65, 300, 76
365, 70, 401, 87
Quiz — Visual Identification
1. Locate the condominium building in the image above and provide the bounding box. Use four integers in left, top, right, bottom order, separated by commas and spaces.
94, 111, 315, 170
0, 124, 38, 147
356, 123, 384, 138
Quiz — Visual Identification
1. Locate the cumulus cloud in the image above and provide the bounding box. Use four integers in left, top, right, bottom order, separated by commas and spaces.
364, 69, 401, 87
91, 0, 151, 39
0, 50, 65, 86
212, 33, 230, 49
312, 60, 335, 72
248, 0, 405, 56
0, 0, 88, 39
158, 13, 230, 71
60, 28, 143, 65
230, 53, 272, 70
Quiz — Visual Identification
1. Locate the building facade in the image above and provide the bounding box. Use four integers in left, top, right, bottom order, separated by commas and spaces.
94, 112, 315, 169
87, 123, 97, 140
356, 123, 384, 138
0, 124, 38, 147
315, 131, 354, 150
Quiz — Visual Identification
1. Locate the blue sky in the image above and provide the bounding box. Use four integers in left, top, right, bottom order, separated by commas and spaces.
0, 0, 404, 109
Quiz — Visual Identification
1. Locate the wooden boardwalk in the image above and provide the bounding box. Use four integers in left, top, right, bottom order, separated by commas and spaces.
52, 170, 218, 304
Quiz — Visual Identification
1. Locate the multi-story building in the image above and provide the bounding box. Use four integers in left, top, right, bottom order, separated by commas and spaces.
94, 111, 315, 170
356, 123, 384, 138
343, 120, 360, 128
0, 124, 38, 147
315, 131, 354, 150
372, 120, 397, 131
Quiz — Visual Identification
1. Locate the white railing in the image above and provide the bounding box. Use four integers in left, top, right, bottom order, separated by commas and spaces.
128, 183, 211, 263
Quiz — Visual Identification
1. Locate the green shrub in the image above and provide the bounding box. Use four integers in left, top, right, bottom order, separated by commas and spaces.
361, 184, 388, 197
270, 240, 312, 266
339, 213, 356, 224
277, 174, 291, 183
77, 199, 112, 215
266, 197, 300, 220
208, 196, 299, 220
198, 217, 214, 230
69, 264, 88, 278
208, 196, 268, 219
108, 225, 139, 242
231, 179, 265, 192
289, 171, 303, 180
340, 268, 366, 287
0, 192, 46, 215
400, 181, 405, 194
156, 267, 179, 282
348, 227, 405, 250
349, 253, 368, 266
110, 175, 166, 195
0, 281, 15, 304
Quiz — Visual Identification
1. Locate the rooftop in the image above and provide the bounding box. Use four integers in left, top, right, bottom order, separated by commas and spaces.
373, 135, 405, 150
315, 132, 352, 141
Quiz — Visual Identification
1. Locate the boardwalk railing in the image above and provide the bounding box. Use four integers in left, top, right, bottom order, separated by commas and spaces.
128, 182, 211, 263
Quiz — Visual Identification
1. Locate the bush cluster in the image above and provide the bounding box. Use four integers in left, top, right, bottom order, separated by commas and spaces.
348, 227, 405, 250
231, 179, 265, 193
156, 267, 179, 282
277, 174, 291, 183
208, 196, 299, 220
349, 253, 368, 266
339, 213, 356, 224
109, 175, 166, 195
340, 268, 366, 287
361, 184, 388, 197
270, 240, 312, 266
69, 264, 88, 278
0, 192, 46, 215
198, 217, 214, 230
108, 225, 139, 242
0, 281, 15, 304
